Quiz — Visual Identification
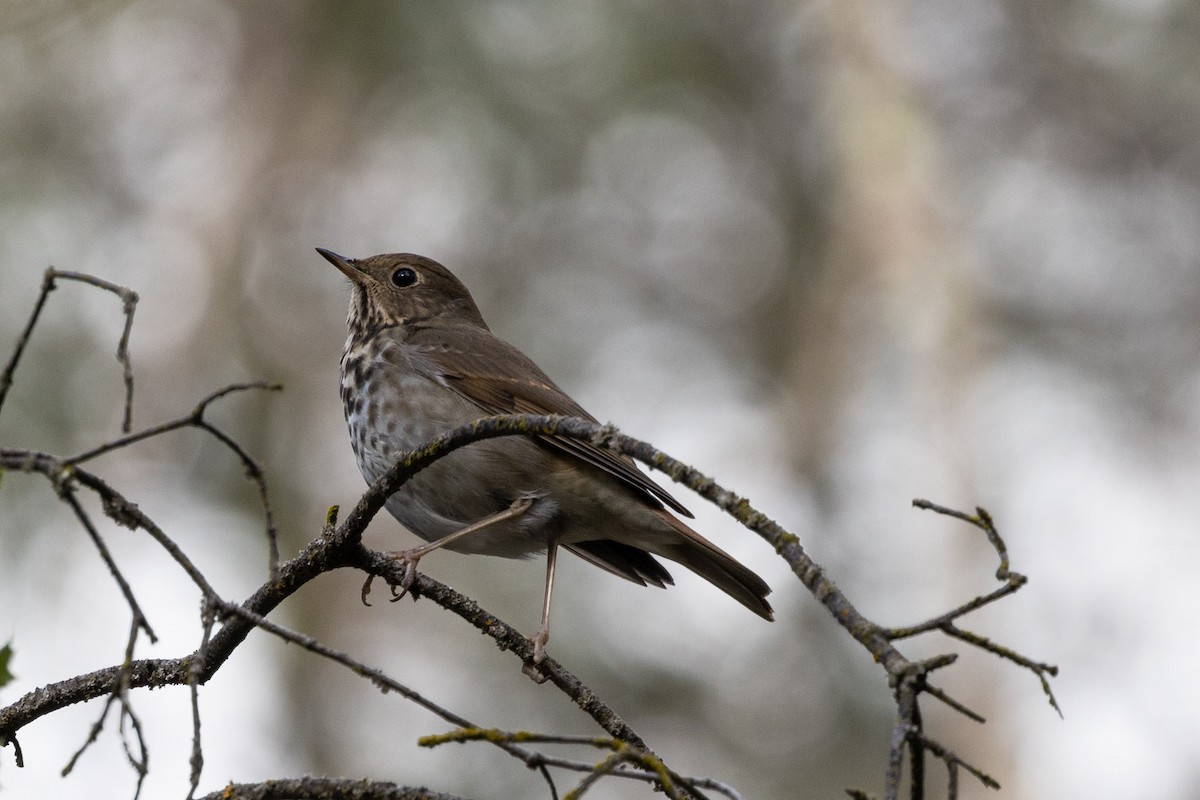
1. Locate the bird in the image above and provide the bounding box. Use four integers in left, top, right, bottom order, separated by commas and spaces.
319, 247, 772, 667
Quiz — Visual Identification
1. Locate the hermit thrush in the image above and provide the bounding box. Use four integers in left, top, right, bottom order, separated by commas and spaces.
319, 248, 772, 665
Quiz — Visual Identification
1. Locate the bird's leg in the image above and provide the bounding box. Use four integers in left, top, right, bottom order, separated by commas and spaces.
523, 534, 561, 681
384, 495, 536, 599
536, 537, 562, 661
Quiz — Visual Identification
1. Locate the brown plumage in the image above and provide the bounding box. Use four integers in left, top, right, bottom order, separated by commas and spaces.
319, 248, 772, 666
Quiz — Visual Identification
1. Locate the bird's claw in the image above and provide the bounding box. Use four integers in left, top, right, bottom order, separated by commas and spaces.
531, 626, 550, 664
522, 662, 548, 683
383, 550, 421, 602
521, 627, 552, 683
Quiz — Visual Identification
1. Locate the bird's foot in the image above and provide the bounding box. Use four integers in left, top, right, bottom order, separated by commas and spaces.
531, 624, 550, 664
521, 627, 552, 683
374, 549, 422, 602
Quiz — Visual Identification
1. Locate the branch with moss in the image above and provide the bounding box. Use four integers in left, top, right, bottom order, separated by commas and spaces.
0, 271, 1057, 800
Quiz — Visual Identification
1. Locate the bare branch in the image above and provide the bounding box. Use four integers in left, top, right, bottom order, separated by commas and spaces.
895, 500, 1062, 716
63, 380, 285, 580
419, 729, 747, 800
0, 269, 56, 417
0, 271, 1058, 800
912, 499, 1012, 581
195, 778, 470, 799
1, 412, 1058, 800
939, 623, 1061, 716
210, 596, 552, 774
0, 268, 139, 431
186, 603, 217, 800
56, 484, 156, 643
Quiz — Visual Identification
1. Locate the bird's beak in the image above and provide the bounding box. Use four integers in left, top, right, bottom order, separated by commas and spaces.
316, 247, 362, 281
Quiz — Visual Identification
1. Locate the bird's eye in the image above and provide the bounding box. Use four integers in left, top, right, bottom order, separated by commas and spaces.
391, 267, 417, 288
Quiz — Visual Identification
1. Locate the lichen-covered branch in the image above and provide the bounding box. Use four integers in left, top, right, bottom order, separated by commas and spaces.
0, 271, 1057, 800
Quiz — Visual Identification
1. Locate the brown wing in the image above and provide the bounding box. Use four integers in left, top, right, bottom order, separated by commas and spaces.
406, 321, 694, 518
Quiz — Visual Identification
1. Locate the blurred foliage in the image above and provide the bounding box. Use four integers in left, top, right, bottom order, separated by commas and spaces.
0, 640, 13, 688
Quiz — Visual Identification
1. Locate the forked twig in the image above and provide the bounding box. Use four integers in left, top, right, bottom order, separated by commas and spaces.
64, 380, 284, 579
0, 268, 139, 432
904, 499, 1061, 716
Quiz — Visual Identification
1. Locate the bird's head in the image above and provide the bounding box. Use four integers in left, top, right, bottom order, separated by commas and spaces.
317, 248, 489, 346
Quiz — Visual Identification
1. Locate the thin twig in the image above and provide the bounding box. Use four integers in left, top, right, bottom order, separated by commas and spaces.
50, 270, 139, 432
0, 269, 57, 417
921, 682, 985, 724
882, 578, 1026, 641
908, 698, 925, 800
912, 499, 1011, 581
64, 381, 281, 465
59, 619, 151, 795
910, 732, 1000, 791
116, 686, 149, 800
939, 623, 1061, 716
897, 500, 1062, 720
60, 693, 120, 778
192, 414, 282, 579
63, 381, 284, 580
56, 482, 157, 643
117, 616, 150, 800
187, 602, 216, 800
0, 269, 139, 431
69, 465, 224, 600
420, 729, 744, 800
213, 598, 539, 760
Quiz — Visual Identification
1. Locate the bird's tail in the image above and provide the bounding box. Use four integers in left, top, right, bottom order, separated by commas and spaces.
654, 513, 774, 621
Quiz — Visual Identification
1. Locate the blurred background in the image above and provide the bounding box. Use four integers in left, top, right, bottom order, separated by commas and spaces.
1, 1, 1197, 798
